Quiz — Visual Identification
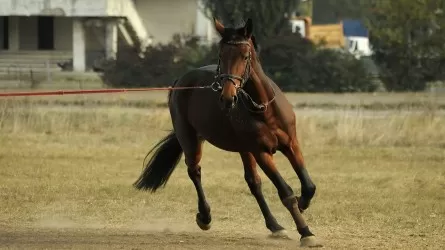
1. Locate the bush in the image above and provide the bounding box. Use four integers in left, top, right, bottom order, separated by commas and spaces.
373, 51, 427, 92
371, 47, 445, 92
260, 34, 378, 92
99, 34, 214, 88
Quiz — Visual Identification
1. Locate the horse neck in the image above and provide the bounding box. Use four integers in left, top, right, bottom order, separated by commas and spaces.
246, 52, 274, 106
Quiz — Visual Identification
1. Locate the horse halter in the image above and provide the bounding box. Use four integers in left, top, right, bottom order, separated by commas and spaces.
213, 40, 252, 91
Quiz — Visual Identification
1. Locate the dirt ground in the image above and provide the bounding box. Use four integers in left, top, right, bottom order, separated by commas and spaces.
0, 227, 299, 250
1, 226, 443, 250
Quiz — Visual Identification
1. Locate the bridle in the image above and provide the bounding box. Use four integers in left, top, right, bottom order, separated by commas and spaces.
212, 40, 252, 92
211, 39, 276, 113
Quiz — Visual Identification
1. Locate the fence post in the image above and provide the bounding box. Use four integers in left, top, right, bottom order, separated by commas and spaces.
30, 69, 36, 89
46, 59, 52, 84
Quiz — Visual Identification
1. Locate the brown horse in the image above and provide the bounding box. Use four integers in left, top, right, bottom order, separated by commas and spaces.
133, 18, 322, 248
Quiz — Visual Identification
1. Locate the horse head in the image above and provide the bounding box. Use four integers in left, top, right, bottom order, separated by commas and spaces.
213, 18, 255, 110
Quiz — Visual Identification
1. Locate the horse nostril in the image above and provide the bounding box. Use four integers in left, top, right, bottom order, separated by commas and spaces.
219, 95, 237, 109
233, 95, 238, 104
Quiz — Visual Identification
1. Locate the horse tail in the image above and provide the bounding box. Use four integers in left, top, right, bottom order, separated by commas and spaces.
133, 131, 183, 192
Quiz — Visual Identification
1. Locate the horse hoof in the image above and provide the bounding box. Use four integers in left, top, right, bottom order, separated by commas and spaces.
269, 229, 291, 240
300, 235, 323, 248
297, 196, 310, 213
196, 213, 211, 231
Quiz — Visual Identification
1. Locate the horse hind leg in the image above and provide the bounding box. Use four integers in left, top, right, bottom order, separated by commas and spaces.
240, 152, 288, 239
187, 153, 212, 230
176, 125, 212, 230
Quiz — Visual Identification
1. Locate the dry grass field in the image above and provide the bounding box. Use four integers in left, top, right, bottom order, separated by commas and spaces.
0, 92, 444, 249
2, 89, 445, 109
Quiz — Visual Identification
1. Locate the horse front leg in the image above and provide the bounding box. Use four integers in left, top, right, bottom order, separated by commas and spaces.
240, 152, 288, 238
253, 151, 322, 248
280, 139, 317, 212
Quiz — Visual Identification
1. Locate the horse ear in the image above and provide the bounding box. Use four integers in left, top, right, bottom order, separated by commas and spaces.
214, 18, 225, 37
251, 35, 258, 50
244, 18, 253, 38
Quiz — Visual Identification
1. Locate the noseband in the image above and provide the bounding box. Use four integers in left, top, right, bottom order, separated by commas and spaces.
213, 40, 252, 91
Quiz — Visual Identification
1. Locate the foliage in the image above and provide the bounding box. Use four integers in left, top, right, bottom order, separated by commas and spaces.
312, 0, 366, 24
99, 34, 216, 88
296, 0, 313, 17
260, 33, 377, 92
200, 0, 299, 43
363, 0, 445, 91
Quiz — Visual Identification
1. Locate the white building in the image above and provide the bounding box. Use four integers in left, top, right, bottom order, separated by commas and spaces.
344, 36, 373, 59
0, 0, 217, 73
341, 19, 373, 59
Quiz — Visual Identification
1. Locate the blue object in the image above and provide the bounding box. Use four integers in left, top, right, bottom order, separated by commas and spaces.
342, 19, 368, 37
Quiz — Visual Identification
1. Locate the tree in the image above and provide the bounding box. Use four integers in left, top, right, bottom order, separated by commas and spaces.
363, 0, 445, 91
200, 0, 300, 43
312, 0, 366, 24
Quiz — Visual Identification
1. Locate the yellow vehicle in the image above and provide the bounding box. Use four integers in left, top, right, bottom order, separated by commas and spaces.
289, 16, 345, 48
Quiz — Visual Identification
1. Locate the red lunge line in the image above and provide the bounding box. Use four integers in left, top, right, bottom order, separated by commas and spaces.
0, 86, 210, 97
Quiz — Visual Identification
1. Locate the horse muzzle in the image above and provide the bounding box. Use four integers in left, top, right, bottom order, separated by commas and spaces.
219, 94, 238, 110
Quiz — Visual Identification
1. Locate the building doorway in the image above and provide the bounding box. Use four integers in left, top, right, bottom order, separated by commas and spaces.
1, 17, 8, 49
37, 16, 54, 50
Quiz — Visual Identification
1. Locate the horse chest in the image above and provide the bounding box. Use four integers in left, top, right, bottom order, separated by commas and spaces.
184, 92, 281, 153
225, 117, 277, 153
251, 123, 280, 154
